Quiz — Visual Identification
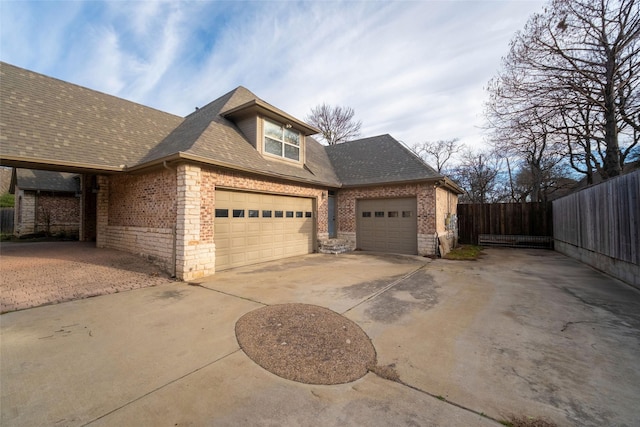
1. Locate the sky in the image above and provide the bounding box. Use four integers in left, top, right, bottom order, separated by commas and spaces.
0, 0, 545, 149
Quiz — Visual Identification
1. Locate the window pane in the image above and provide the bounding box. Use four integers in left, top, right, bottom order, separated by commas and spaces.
265, 137, 282, 156
305, 211, 312, 218
233, 209, 244, 218
286, 211, 294, 218
296, 211, 303, 218
375, 211, 385, 217
275, 210, 284, 218
248, 210, 259, 218
284, 128, 299, 146
264, 120, 282, 140
362, 211, 371, 218
284, 144, 299, 160
215, 209, 229, 218
262, 210, 272, 218
388, 211, 398, 218
402, 211, 412, 218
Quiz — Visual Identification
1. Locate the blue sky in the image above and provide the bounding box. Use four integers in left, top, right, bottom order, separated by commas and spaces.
0, 0, 545, 148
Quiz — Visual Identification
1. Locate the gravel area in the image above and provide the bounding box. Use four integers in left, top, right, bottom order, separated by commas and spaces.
236, 303, 377, 385
0, 241, 173, 313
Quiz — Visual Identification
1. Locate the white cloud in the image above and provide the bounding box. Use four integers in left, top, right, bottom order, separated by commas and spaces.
0, 0, 545, 148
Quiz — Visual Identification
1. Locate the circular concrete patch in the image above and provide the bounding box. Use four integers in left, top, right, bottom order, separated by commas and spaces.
236, 303, 376, 385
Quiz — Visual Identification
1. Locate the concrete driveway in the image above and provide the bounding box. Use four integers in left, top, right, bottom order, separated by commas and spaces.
1, 249, 639, 426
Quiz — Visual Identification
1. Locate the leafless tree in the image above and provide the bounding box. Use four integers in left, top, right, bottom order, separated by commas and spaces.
486, 0, 640, 182
410, 138, 461, 173
452, 148, 507, 204
306, 103, 362, 145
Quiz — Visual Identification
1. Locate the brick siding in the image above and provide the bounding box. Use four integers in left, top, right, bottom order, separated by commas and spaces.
336, 183, 440, 255
14, 189, 80, 237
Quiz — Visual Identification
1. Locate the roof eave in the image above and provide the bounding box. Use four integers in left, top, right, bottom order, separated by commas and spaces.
127, 152, 340, 188
221, 99, 320, 136
0, 155, 123, 174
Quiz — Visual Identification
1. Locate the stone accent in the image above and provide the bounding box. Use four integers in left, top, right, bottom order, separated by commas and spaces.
104, 226, 175, 272
318, 238, 353, 254
337, 231, 356, 250
13, 190, 35, 236
175, 164, 216, 281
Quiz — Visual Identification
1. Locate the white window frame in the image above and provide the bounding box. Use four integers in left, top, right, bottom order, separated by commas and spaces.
263, 118, 301, 161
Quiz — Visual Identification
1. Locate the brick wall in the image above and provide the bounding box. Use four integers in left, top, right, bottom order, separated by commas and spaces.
36, 192, 80, 236
99, 171, 177, 274
13, 189, 80, 237
108, 169, 176, 228
336, 183, 440, 255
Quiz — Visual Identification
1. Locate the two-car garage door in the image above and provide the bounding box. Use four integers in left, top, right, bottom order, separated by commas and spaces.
356, 198, 418, 255
214, 190, 314, 271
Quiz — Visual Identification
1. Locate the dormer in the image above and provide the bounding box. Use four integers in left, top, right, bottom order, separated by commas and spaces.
221, 99, 319, 167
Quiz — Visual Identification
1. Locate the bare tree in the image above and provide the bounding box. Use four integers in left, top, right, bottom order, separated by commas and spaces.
452, 149, 507, 204
410, 138, 461, 173
486, 0, 640, 181
306, 103, 362, 145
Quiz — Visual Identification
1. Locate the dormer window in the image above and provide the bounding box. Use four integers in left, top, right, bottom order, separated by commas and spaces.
264, 119, 300, 161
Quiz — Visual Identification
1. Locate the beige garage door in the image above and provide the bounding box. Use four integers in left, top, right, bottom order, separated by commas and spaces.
214, 190, 314, 271
356, 198, 417, 254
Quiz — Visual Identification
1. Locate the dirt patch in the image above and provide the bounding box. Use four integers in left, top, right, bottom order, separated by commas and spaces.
236, 303, 376, 385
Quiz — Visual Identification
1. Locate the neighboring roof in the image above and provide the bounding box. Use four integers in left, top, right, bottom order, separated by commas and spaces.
325, 134, 443, 186
11, 168, 79, 193
0, 62, 183, 172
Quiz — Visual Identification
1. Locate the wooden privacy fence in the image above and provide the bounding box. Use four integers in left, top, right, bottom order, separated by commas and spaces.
553, 171, 639, 267
1, 207, 14, 234
457, 202, 553, 245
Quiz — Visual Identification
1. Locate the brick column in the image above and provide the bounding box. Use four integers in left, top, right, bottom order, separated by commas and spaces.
95, 175, 109, 248
175, 164, 216, 280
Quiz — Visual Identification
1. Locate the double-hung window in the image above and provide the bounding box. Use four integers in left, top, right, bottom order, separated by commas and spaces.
264, 119, 300, 161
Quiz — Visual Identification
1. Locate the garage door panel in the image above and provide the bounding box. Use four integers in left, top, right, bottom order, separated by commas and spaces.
215, 190, 314, 271
357, 198, 417, 255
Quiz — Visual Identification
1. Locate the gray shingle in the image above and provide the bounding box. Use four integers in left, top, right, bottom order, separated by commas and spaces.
15, 169, 79, 192
324, 134, 442, 186
0, 62, 183, 170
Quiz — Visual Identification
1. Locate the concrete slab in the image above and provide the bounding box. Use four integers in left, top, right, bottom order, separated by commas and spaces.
345, 249, 640, 426
90, 351, 495, 427
1, 283, 262, 426
192, 252, 429, 314
2, 249, 639, 426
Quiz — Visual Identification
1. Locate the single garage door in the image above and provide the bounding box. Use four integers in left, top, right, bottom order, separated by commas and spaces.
356, 198, 417, 254
215, 190, 314, 270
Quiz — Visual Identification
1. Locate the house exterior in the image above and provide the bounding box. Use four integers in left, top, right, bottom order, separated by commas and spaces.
0, 62, 462, 280
9, 169, 81, 237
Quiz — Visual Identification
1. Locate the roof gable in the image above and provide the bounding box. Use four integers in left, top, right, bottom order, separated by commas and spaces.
325, 134, 442, 186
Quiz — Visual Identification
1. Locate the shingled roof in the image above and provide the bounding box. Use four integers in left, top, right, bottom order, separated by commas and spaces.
0, 62, 340, 187
11, 168, 79, 193
1, 62, 458, 191
325, 134, 443, 186
0, 62, 183, 172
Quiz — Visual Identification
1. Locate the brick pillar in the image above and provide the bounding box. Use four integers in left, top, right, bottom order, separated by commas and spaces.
95, 175, 109, 248
175, 164, 216, 281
